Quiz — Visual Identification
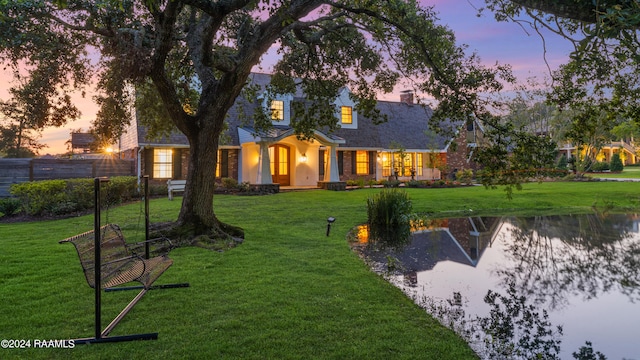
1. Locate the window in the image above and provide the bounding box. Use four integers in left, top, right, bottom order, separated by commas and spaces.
356, 151, 369, 175
415, 153, 423, 176
381, 151, 422, 177
153, 149, 173, 179
382, 152, 392, 177
271, 100, 284, 121
341, 106, 352, 124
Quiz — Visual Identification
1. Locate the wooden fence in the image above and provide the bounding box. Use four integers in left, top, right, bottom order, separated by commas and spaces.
0, 158, 135, 197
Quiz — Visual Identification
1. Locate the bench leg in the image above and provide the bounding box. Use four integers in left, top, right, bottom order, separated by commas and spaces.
72, 289, 156, 344
73, 333, 158, 344
101, 288, 148, 337
105, 282, 190, 292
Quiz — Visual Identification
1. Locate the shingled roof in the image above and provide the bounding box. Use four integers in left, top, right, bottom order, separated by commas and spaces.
127, 73, 457, 151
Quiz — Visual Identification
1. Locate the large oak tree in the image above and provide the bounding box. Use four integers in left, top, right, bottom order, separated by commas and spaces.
0, 0, 508, 242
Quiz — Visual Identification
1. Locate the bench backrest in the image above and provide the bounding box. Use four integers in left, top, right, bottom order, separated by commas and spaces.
167, 179, 186, 188
60, 224, 143, 289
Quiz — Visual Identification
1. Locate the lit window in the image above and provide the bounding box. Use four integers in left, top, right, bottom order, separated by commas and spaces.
341, 106, 352, 124
382, 152, 392, 177
153, 149, 173, 179
415, 153, 423, 176
356, 151, 368, 175
216, 151, 221, 177
271, 100, 284, 121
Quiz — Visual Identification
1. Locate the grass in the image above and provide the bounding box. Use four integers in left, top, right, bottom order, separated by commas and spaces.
1, 181, 639, 359
589, 165, 640, 179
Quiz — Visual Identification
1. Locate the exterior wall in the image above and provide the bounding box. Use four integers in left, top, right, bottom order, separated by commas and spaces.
124, 146, 239, 186
338, 151, 376, 183
445, 131, 480, 179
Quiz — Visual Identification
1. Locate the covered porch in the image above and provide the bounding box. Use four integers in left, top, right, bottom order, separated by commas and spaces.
238, 126, 345, 188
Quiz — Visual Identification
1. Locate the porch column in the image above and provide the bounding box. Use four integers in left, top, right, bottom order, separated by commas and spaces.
325, 145, 340, 182
256, 142, 273, 184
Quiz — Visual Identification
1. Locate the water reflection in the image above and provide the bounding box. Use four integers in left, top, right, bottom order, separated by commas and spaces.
352, 213, 640, 359
499, 215, 640, 310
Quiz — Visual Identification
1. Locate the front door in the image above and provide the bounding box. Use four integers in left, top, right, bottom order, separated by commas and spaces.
269, 144, 290, 186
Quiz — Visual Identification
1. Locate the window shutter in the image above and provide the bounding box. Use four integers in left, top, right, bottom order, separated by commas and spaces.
338, 151, 343, 176
221, 149, 229, 178
368, 151, 376, 175
144, 148, 154, 179
319, 150, 325, 176
173, 149, 182, 179
351, 151, 357, 175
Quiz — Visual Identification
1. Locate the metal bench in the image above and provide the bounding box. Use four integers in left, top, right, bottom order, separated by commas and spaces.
60, 224, 175, 343
59, 177, 188, 344
167, 179, 186, 200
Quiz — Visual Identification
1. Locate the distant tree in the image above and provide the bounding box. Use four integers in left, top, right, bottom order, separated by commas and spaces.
610, 153, 624, 172
484, 1, 640, 136
0, 72, 80, 157
0, 124, 41, 157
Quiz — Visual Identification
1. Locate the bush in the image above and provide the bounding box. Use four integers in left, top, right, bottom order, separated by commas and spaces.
11, 180, 67, 216
455, 169, 474, 185
9, 176, 140, 216
221, 177, 239, 189
590, 161, 609, 172
366, 189, 413, 249
556, 154, 568, 170
0, 197, 22, 216
610, 153, 624, 172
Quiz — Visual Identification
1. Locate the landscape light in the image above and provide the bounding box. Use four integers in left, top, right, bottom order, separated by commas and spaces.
326, 217, 336, 236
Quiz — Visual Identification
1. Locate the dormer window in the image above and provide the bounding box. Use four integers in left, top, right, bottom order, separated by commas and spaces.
341, 106, 353, 124
271, 100, 284, 121
334, 88, 357, 129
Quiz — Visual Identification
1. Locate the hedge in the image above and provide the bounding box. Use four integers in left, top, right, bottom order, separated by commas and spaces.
9, 176, 141, 216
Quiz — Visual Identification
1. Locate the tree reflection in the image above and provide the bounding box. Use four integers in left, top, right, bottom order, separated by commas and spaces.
496, 214, 640, 309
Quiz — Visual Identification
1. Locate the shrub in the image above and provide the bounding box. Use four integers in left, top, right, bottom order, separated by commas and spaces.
382, 179, 401, 188
104, 176, 139, 205
221, 177, 239, 189
346, 179, 358, 186
556, 154, 568, 170
610, 153, 624, 172
366, 189, 413, 249
11, 180, 67, 216
590, 161, 609, 172
456, 169, 474, 185
0, 197, 22, 216
9, 176, 140, 216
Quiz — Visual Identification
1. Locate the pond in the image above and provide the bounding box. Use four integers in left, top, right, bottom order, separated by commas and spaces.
352, 213, 640, 359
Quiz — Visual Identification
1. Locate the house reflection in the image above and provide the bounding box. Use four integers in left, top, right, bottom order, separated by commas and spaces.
355, 217, 502, 287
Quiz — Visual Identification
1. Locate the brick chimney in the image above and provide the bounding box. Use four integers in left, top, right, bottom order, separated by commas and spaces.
400, 90, 414, 105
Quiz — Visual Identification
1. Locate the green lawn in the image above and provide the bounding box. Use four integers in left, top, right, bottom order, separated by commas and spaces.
0, 182, 639, 359
589, 165, 640, 179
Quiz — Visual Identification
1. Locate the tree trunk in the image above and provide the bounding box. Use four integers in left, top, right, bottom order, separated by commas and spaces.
174, 114, 244, 242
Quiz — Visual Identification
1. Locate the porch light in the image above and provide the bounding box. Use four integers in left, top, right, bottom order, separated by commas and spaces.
300, 153, 308, 162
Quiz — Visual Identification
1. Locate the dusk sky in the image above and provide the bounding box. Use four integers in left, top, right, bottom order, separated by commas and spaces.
8, 0, 575, 155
